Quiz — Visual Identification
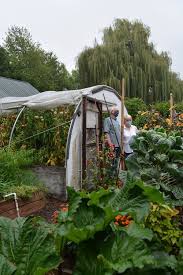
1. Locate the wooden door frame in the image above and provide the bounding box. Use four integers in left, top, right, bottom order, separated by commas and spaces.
82, 96, 103, 182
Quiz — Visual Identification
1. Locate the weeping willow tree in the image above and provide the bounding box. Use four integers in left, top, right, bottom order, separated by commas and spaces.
77, 19, 183, 102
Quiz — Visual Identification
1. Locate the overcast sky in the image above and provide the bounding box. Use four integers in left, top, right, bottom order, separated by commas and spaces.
0, 0, 182, 78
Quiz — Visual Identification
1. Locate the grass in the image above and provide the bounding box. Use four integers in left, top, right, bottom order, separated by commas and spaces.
0, 149, 45, 199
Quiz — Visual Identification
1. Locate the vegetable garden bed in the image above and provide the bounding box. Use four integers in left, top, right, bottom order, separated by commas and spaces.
0, 191, 45, 219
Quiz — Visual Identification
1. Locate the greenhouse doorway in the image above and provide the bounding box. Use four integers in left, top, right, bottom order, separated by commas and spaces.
82, 96, 103, 189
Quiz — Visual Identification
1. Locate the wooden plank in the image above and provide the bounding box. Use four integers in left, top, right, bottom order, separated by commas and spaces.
0, 192, 44, 212
0, 192, 45, 218
1, 198, 46, 219
19, 199, 46, 217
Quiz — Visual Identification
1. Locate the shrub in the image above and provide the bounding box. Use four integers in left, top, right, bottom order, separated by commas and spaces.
176, 101, 183, 113
125, 97, 147, 119
153, 102, 170, 117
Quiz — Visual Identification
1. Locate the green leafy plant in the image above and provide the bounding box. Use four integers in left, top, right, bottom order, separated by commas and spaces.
0, 106, 74, 166
153, 101, 170, 117
56, 187, 116, 243
125, 97, 147, 119
145, 204, 183, 252
73, 230, 177, 275
0, 216, 61, 275
126, 129, 183, 202
55, 180, 177, 273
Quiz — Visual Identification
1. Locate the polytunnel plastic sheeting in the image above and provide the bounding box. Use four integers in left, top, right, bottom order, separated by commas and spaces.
0, 85, 119, 114
0, 89, 91, 113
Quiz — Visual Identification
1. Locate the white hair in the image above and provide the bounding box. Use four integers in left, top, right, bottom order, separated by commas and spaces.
124, 115, 132, 120
110, 105, 118, 114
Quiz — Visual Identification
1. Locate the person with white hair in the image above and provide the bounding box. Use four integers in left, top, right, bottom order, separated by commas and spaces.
123, 114, 138, 158
103, 106, 121, 177
103, 106, 121, 148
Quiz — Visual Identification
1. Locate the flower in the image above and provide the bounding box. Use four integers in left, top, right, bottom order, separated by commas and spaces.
115, 215, 122, 221
52, 210, 59, 223
114, 214, 132, 227
165, 118, 172, 126
143, 124, 148, 129
108, 152, 115, 159
61, 207, 68, 212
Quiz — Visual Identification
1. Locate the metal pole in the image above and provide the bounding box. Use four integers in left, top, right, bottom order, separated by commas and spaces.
8, 106, 26, 148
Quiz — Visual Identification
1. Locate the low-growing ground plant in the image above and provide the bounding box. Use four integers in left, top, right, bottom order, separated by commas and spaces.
0, 148, 44, 198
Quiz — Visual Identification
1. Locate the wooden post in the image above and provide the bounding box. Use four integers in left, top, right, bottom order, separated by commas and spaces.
170, 93, 173, 125
120, 79, 125, 170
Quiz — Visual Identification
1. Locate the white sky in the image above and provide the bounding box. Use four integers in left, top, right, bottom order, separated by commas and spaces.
0, 0, 182, 78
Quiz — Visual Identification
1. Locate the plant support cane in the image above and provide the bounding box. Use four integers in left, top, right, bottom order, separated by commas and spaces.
120, 79, 125, 170
170, 93, 174, 126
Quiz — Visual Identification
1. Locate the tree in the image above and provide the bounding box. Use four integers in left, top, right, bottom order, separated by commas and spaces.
0, 46, 10, 76
77, 19, 183, 102
3, 26, 72, 91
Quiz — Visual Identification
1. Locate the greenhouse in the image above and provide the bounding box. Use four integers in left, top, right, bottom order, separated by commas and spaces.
0, 85, 127, 190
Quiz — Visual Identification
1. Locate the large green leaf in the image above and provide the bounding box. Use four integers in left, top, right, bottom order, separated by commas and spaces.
98, 232, 177, 274
124, 222, 153, 241
156, 138, 173, 153
153, 153, 169, 165
98, 233, 155, 273
57, 201, 113, 243
136, 181, 164, 204
151, 251, 177, 270
73, 240, 112, 275
67, 187, 83, 216
165, 163, 183, 179
168, 184, 183, 200
87, 188, 115, 208
109, 180, 150, 222
0, 217, 61, 275
0, 255, 16, 275
125, 154, 141, 175
169, 149, 183, 162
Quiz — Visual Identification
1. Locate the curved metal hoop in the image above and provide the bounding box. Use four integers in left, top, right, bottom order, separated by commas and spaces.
8, 106, 26, 148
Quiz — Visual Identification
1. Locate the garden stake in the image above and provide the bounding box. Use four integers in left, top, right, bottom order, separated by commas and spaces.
170, 93, 174, 125
120, 79, 125, 170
